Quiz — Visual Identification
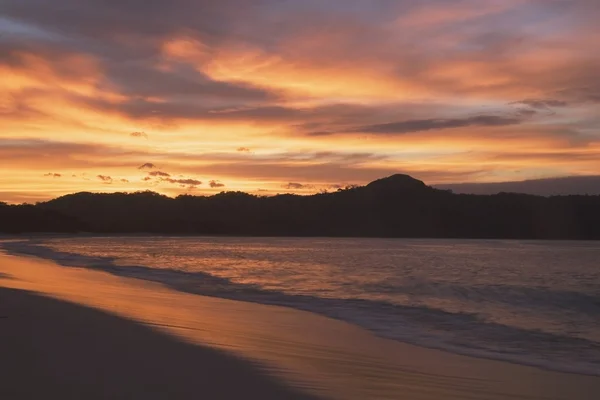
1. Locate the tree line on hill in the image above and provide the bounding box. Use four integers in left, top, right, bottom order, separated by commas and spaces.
1, 174, 599, 239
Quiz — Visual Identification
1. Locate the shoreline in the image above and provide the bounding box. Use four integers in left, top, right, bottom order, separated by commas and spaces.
2, 252, 600, 399
2, 237, 599, 378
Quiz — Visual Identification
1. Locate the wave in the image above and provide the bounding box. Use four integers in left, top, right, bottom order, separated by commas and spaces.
363, 280, 600, 317
2, 238, 600, 376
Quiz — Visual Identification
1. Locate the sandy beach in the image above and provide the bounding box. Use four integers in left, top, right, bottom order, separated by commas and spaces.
1, 252, 600, 400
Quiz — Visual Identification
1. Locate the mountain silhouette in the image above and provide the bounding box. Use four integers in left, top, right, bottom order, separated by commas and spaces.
436, 175, 600, 196
1, 175, 599, 239
365, 174, 429, 194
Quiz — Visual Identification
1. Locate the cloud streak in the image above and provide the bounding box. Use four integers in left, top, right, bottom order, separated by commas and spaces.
138, 163, 157, 170
130, 131, 148, 139
317, 115, 525, 136
149, 171, 171, 177
283, 182, 315, 190
97, 175, 113, 183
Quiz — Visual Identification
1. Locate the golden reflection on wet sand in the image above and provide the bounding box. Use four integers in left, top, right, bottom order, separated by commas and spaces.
1, 253, 599, 400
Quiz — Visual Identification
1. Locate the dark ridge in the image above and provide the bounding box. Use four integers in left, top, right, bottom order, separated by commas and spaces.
367, 173, 426, 187
436, 175, 600, 196
365, 174, 429, 192
0, 202, 86, 233
1, 174, 600, 239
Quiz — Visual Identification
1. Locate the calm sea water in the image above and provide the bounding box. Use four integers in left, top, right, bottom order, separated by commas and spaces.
2, 237, 600, 375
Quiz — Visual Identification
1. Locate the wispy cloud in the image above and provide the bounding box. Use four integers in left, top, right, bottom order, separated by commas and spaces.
164, 178, 202, 186
97, 175, 113, 183
149, 171, 171, 177
130, 131, 148, 139
209, 180, 225, 188
312, 115, 525, 136
138, 163, 157, 170
283, 182, 315, 190
512, 99, 569, 109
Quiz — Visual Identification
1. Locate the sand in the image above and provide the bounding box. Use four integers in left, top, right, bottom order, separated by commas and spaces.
1, 252, 600, 399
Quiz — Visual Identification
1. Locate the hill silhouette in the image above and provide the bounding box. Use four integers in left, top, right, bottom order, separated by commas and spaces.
1, 174, 599, 239
436, 175, 600, 196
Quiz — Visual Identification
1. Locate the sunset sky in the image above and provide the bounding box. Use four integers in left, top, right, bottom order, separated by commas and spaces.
1, 0, 599, 203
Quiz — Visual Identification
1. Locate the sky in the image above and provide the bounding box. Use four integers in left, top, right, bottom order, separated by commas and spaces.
1, 0, 599, 203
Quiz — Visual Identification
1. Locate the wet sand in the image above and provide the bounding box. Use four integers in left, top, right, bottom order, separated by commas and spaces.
0, 286, 318, 400
1, 253, 600, 399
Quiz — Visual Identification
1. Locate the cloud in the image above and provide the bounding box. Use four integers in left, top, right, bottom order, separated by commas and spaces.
164, 178, 202, 186
558, 87, 600, 104
0, 1, 280, 102
80, 100, 420, 127
436, 176, 600, 196
106, 62, 278, 102
1, 0, 599, 203
162, 177, 202, 190
179, 160, 491, 185
209, 180, 225, 188
120, 178, 129, 183
283, 182, 315, 190
513, 99, 569, 109
142, 177, 153, 181
97, 175, 113, 183
130, 131, 148, 139
3, 0, 598, 104
149, 171, 171, 177
0, 138, 157, 171
43, 173, 61, 178
138, 163, 157, 170
0, 139, 117, 159
313, 115, 524, 136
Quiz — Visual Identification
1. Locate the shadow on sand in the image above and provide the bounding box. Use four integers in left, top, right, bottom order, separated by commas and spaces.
0, 287, 320, 400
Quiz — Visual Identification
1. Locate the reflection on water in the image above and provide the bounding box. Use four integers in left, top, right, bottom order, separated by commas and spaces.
2, 237, 600, 375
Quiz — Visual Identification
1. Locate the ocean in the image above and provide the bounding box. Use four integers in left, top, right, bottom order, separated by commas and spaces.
2, 236, 599, 376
